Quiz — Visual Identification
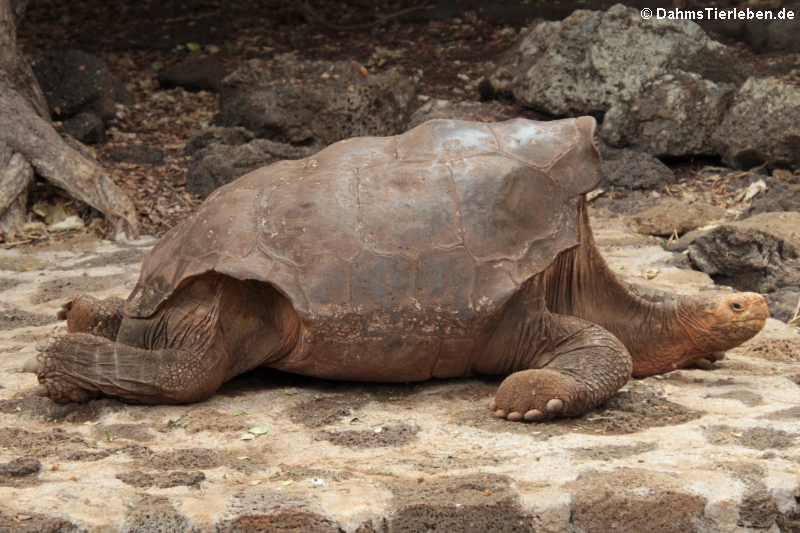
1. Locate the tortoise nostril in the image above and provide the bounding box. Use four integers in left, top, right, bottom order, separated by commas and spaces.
731, 302, 744, 312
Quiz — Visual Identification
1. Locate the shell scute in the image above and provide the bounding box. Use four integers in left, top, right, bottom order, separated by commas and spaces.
488, 119, 578, 169
414, 246, 477, 336
259, 169, 361, 266
359, 160, 462, 259
450, 154, 567, 263
396, 119, 497, 161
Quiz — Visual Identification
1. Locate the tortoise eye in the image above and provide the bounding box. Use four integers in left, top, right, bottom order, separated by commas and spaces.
731, 302, 744, 312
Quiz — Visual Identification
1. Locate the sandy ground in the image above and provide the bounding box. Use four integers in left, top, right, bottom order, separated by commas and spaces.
1, 215, 799, 533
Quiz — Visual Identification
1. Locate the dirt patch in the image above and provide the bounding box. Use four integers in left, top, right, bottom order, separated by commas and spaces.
705, 425, 797, 450
0, 305, 58, 330
408, 453, 504, 475
29, 273, 128, 304
0, 395, 123, 423
710, 390, 764, 407
386, 474, 533, 533
93, 423, 154, 443
60, 449, 112, 462
142, 447, 266, 474
116, 470, 205, 489
0, 458, 41, 487
570, 442, 657, 462
177, 408, 258, 435
217, 498, 341, 533
0, 277, 24, 292
273, 465, 356, 483
0, 255, 49, 272
121, 495, 195, 533
741, 338, 800, 363
453, 385, 701, 438
568, 468, 707, 533
763, 406, 800, 420
713, 461, 778, 529
0, 513, 82, 533
287, 396, 367, 429
314, 424, 419, 448
0, 427, 91, 458
0, 457, 42, 477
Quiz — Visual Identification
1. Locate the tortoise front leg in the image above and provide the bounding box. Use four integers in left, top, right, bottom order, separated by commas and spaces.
478, 311, 632, 422
58, 295, 125, 341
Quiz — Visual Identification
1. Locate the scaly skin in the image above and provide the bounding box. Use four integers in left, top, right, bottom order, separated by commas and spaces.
545, 203, 768, 377
57, 295, 125, 341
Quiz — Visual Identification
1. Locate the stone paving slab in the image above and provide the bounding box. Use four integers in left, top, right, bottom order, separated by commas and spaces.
0, 221, 799, 533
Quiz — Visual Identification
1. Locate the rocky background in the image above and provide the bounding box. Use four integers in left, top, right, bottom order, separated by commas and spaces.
1, 0, 800, 530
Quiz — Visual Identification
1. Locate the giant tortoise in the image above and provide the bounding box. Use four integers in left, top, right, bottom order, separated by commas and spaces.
26, 118, 768, 421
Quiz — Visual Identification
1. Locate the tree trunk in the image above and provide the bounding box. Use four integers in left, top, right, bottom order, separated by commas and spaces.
0, 0, 139, 239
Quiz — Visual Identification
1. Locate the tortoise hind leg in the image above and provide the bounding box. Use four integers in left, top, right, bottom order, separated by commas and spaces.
477, 307, 632, 422
25, 333, 228, 404
58, 295, 125, 341
26, 275, 300, 404
25, 276, 230, 404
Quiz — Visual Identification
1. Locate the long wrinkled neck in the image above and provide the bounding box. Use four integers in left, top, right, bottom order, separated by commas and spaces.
544, 203, 685, 376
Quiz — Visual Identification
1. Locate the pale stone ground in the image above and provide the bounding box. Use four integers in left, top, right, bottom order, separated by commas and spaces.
0, 216, 799, 533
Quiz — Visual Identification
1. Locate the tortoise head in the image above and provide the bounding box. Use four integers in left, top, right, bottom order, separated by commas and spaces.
677, 291, 769, 355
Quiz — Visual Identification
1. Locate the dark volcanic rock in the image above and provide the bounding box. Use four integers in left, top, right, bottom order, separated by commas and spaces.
59, 112, 106, 144
599, 145, 675, 190
185, 126, 253, 156
186, 130, 316, 198
31, 49, 117, 121
158, 56, 227, 92
687, 212, 800, 295
745, 173, 800, 218
217, 57, 415, 145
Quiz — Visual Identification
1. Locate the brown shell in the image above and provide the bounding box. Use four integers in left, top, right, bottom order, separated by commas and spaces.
127, 118, 601, 346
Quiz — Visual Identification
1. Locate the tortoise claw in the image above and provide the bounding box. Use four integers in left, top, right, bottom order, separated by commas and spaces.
524, 409, 545, 421
24, 357, 40, 374
507, 412, 523, 421
489, 400, 497, 411
494, 409, 508, 418
32, 385, 49, 397
546, 399, 564, 412
694, 358, 713, 370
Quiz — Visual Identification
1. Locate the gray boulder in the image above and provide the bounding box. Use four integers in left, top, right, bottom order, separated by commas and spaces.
407, 99, 518, 130
217, 58, 415, 146
31, 49, 118, 121
687, 212, 800, 295
482, 5, 751, 117
598, 145, 675, 190
186, 127, 317, 198
711, 78, 800, 171
601, 73, 735, 157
